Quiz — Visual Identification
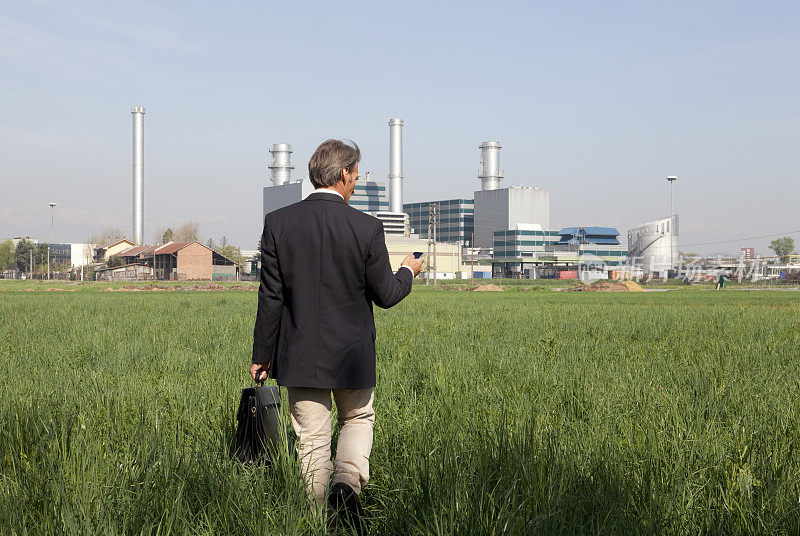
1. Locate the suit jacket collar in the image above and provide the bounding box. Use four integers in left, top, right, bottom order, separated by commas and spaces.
307, 191, 346, 204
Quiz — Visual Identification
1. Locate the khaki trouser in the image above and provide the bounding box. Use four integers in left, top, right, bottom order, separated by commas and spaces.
287, 387, 375, 506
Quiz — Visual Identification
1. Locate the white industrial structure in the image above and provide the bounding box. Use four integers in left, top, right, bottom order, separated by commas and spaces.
478, 141, 503, 191
131, 106, 145, 245
367, 211, 409, 236
473, 186, 550, 248
387, 118, 404, 213
627, 215, 679, 276
268, 143, 294, 186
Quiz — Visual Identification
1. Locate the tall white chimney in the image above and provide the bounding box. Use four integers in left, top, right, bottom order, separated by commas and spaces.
479, 141, 503, 191
268, 143, 294, 185
388, 118, 404, 213
131, 107, 145, 245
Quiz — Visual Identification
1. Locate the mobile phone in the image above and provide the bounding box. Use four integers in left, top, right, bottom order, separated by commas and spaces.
413, 252, 424, 259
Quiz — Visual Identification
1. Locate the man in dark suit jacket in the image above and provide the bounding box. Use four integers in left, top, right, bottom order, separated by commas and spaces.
251, 139, 424, 517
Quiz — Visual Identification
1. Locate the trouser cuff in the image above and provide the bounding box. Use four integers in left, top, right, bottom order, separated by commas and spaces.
332, 471, 363, 495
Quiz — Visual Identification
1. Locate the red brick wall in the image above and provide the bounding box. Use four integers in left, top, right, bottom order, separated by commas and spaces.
176, 243, 212, 281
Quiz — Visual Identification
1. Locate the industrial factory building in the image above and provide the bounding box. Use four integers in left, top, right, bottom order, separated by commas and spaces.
493, 225, 561, 258
628, 215, 679, 276
406, 142, 550, 252
259, 120, 466, 274
408, 142, 550, 251
491, 226, 627, 279
474, 186, 550, 248
549, 227, 628, 266
404, 199, 474, 246
255, 119, 652, 282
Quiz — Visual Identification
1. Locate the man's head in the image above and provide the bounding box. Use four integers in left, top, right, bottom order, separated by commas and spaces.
308, 139, 360, 202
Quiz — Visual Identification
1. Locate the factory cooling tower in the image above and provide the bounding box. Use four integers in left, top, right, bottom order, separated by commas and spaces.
388, 118, 404, 213
268, 143, 294, 185
479, 141, 503, 191
131, 106, 145, 245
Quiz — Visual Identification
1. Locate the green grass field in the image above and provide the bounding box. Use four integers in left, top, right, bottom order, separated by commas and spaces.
1, 282, 799, 535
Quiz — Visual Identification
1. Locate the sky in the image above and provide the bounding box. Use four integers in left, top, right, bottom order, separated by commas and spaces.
1, 0, 798, 255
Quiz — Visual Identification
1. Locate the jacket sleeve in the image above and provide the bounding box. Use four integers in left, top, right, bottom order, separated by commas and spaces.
365, 220, 413, 309
252, 215, 284, 364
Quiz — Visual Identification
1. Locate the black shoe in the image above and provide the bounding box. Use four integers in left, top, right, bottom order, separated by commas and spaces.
328, 482, 366, 533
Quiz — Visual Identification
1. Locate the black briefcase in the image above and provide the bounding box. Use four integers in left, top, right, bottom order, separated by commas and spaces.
234, 382, 281, 464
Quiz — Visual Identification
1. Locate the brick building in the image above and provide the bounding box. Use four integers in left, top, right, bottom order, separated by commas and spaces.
152, 241, 235, 281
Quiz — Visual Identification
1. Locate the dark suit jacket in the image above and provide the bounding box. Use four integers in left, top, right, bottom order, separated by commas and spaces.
252, 191, 413, 389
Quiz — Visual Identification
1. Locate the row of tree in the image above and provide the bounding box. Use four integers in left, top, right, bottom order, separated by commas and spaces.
0, 238, 62, 274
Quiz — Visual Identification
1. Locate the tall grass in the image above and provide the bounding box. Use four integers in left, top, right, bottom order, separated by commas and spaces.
1, 286, 799, 534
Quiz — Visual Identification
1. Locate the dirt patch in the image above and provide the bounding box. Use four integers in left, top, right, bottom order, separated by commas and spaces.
43, 288, 76, 292
436, 283, 504, 292
472, 284, 504, 292
100, 283, 258, 292
186, 283, 227, 291
567, 281, 644, 292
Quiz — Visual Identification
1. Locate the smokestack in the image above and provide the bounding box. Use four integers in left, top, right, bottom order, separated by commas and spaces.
131, 106, 145, 245
268, 143, 294, 186
479, 141, 503, 191
388, 118, 404, 213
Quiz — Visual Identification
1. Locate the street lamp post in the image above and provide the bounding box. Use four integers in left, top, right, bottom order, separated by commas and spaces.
48, 202, 56, 280
666, 177, 677, 274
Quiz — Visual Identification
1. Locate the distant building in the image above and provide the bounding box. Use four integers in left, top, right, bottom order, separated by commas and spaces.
367, 212, 409, 236
12, 236, 39, 247
473, 187, 550, 248
404, 199, 474, 246
96, 239, 136, 262
493, 224, 560, 259
491, 225, 626, 279
70, 243, 97, 267
34, 243, 98, 268
628, 215, 679, 275
741, 247, 755, 259
47, 243, 72, 265
152, 241, 236, 281
548, 227, 628, 266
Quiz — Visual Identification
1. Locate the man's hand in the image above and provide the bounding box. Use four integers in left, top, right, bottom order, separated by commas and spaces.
401, 254, 425, 277
250, 362, 270, 383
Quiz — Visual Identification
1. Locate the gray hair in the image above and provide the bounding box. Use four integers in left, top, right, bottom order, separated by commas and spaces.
308, 139, 361, 188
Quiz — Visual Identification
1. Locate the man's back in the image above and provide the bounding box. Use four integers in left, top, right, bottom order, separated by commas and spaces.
250, 139, 423, 514
253, 191, 412, 389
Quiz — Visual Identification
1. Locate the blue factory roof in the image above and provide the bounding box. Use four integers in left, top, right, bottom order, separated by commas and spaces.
555, 226, 621, 246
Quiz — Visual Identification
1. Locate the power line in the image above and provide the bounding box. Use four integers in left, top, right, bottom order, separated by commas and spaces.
681, 230, 800, 247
